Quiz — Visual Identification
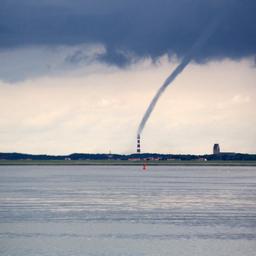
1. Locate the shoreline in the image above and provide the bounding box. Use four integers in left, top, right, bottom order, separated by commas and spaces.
0, 160, 256, 166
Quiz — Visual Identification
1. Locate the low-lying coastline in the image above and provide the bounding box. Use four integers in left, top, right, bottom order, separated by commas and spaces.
1, 152, 256, 166
0, 160, 256, 166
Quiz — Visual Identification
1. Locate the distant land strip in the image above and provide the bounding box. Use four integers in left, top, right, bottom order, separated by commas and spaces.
0, 160, 256, 166
0, 152, 256, 166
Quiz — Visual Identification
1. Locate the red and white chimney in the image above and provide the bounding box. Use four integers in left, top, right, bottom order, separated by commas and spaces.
137, 135, 141, 153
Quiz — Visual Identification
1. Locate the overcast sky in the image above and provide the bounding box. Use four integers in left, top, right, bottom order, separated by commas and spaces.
0, 0, 255, 154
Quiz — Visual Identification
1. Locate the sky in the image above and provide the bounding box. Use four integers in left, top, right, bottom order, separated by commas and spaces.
0, 0, 255, 155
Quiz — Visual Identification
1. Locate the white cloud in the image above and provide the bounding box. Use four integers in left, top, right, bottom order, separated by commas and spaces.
0, 54, 255, 154
231, 94, 251, 104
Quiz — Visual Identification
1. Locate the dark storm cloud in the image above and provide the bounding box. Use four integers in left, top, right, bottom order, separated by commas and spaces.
1, 0, 256, 64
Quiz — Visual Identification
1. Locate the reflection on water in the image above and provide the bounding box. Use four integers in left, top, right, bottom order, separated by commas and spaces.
0, 166, 256, 256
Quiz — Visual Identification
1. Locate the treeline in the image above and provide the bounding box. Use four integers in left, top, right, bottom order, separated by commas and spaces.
0, 152, 256, 161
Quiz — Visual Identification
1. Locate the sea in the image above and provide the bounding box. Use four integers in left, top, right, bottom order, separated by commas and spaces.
0, 165, 255, 256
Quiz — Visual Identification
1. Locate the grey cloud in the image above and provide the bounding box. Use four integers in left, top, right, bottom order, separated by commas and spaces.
0, 0, 256, 66
0, 45, 105, 82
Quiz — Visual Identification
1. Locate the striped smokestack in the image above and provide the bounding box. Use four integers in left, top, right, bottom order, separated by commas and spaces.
137, 134, 141, 153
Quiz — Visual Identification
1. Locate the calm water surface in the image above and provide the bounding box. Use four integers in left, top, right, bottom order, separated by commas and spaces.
0, 165, 255, 256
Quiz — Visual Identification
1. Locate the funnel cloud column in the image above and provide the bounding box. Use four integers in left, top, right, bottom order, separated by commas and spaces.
137, 18, 221, 138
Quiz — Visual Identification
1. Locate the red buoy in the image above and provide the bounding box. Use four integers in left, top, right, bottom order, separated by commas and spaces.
143, 162, 147, 171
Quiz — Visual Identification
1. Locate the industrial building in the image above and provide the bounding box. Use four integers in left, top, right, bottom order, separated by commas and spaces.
213, 144, 220, 154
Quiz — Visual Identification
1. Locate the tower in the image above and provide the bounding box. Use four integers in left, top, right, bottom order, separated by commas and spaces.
137, 135, 141, 153
213, 143, 220, 154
